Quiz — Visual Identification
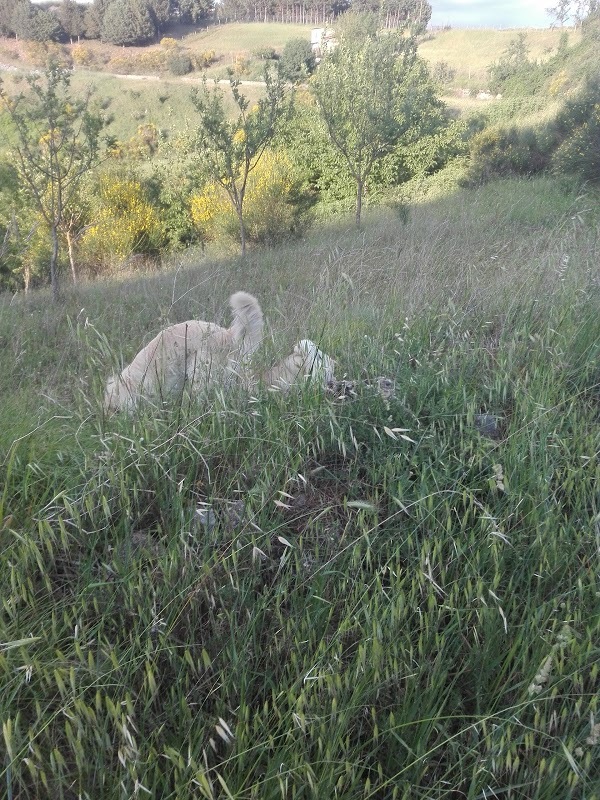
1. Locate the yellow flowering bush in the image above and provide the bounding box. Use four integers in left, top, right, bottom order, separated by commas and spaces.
190, 151, 310, 247
81, 176, 165, 269
189, 182, 232, 242
244, 150, 301, 244
107, 124, 161, 161
107, 50, 166, 75
72, 45, 93, 66
194, 50, 216, 69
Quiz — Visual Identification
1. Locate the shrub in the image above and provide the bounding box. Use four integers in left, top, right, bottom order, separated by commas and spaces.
107, 55, 135, 74
487, 33, 531, 93
280, 38, 315, 82
190, 182, 231, 243
160, 36, 178, 49
552, 103, 600, 182
432, 60, 456, 86
190, 151, 312, 247
581, 8, 600, 42
108, 124, 162, 160
81, 175, 165, 270
232, 55, 250, 76
23, 41, 72, 69
167, 50, 193, 76
72, 44, 93, 66
194, 49, 216, 69
137, 49, 166, 71
463, 125, 549, 186
254, 46, 277, 60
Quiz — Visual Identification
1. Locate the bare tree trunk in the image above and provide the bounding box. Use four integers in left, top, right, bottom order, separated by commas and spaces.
66, 230, 77, 284
235, 204, 247, 256
50, 222, 60, 300
356, 177, 363, 227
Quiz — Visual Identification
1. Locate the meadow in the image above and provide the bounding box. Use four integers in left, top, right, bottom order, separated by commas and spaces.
1, 174, 599, 798
419, 26, 581, 87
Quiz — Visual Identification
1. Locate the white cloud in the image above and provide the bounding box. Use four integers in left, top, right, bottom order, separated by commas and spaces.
430, 0, 551, 28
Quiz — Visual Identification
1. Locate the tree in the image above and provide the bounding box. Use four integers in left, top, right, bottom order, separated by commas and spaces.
83, 0, 110, 38
11, 1, 64, 42
173, 0, 214, 23
487, 32, 531, 92
147, 0, 172, 32
191, 67, 290, 255
0, 64, 104, 299
311, 17, 421, 225
546, 0, 599, 26
0, 0, 21, 36
547, 0, 572, 26
280, 38, 316, 82
101, 0, 156, 45
58, 0, 86, 42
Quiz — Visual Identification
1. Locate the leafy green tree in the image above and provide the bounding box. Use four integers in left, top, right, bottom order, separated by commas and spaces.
173, 0, 214, 23
83, 0, 110, 38
487, 32, 531, 92
0, 0, 21, 36
11, 1, 64, 42
280, 38, 316, 82
0, 64, 104, 299
147, 0, 172, 32
101, 0, 156, 45
191, 67, 290, 255
58, 0, 86, 42
311, 17, 423, 225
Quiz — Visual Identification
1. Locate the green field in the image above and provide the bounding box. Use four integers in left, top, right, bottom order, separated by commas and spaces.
181, 21, 313, 54
1, 173, 599, 798
419, 26, 582, 85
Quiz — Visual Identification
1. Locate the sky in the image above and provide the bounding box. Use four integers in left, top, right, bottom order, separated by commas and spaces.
429, 0, 551, 29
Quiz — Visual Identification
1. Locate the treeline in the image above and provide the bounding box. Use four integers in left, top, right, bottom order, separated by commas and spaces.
216, 0, 431, 28
0, 0, 431, 45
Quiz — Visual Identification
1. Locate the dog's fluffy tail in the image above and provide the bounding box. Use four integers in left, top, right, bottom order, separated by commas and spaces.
229, 291, 264, 358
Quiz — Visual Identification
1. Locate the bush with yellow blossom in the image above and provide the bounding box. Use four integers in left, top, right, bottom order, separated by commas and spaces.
190, 150, 311, 248
81, 175, 165, 270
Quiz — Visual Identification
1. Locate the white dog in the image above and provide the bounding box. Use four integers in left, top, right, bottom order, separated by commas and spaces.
261, 339, 335, 392
105, 291, 264, 412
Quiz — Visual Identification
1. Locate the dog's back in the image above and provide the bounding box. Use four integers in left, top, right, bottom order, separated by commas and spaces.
105, 291, 264, 413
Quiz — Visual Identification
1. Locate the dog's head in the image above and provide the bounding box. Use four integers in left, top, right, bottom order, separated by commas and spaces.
295, 339, 336, 386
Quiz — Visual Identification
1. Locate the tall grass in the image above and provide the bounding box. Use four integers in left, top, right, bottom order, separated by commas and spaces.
1, 176, 599, 799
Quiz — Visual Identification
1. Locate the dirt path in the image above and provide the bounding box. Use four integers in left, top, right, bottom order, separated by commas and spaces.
0, 61, 266, 86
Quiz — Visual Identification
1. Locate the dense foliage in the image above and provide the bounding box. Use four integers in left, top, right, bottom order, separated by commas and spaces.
191, 68, 290, 254
0, 64, 104, 297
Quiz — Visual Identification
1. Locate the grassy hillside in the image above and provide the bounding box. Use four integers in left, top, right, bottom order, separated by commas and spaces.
1, 175, 599, 798
419, 26, 582, 87
181, 21, 313, 53
0, 22, 588, 145
0, 23, 312, 142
